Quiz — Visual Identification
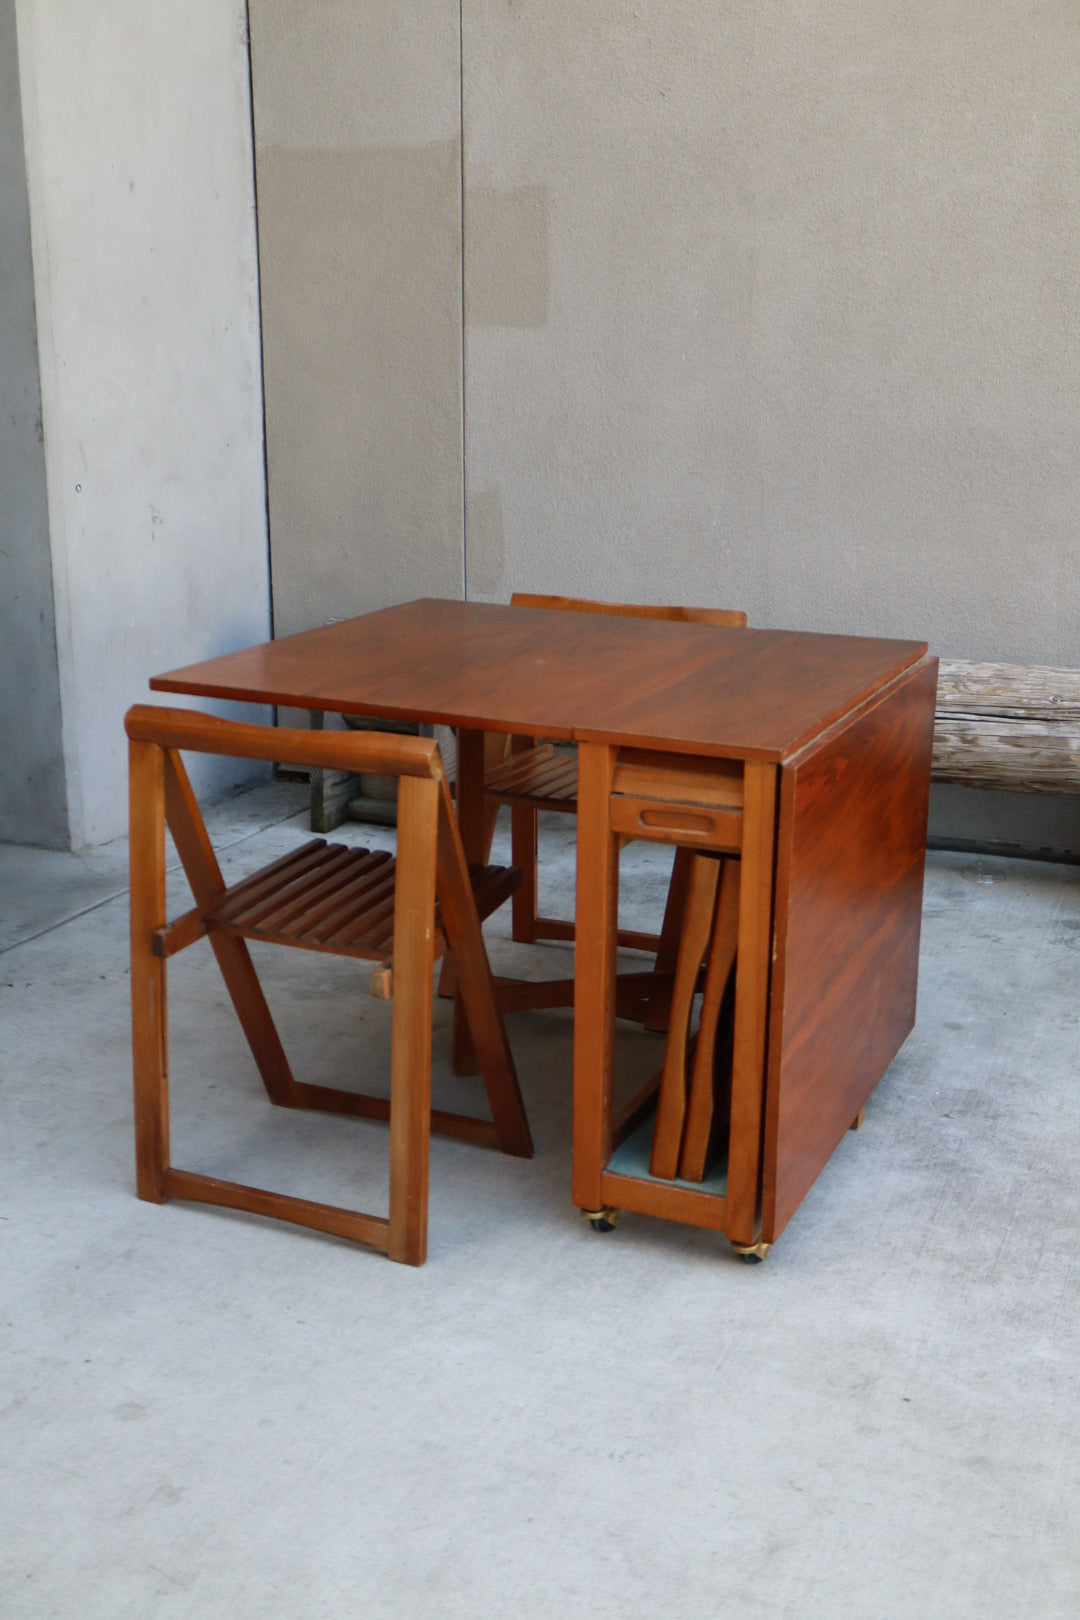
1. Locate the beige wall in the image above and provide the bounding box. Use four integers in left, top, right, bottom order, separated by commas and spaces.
254, 3, 1080, 663
463, 2, 1080, 668
248, 1, 465, 637
252, 6, 1080, 853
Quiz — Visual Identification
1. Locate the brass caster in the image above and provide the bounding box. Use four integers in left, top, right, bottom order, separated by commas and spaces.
582, 1206, 620, 1233
731, 1239, 771, 1265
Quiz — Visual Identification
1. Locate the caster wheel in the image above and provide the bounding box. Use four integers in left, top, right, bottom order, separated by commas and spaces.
731, 1240, 771, 1264
582, 1207, 620, 1233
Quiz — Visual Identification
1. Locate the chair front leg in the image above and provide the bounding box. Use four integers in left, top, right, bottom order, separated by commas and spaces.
386, 775, 439, 1265
129, 739, 170, 1203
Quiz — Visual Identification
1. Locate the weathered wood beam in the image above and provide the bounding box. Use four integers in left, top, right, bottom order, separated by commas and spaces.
933, 661, 1080, 793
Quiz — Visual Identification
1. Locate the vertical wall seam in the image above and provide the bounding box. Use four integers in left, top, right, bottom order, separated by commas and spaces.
244, 0, 274, 639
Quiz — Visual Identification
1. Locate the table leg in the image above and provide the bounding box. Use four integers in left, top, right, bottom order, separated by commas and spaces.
451, 728, 487, 1075
725, 761, 779, 1245
572, 743, 619, 1212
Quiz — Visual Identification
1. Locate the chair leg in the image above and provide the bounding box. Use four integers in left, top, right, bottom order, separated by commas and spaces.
387, 776, 438, 1265
649, 855, 722, 1180
438, 732, 508, 1002
507, 734, 541, 943
436, 790, 534, 1160
510, 803, 540, 943
643, 846, 695, 1032
678, 860, 741, 1182
129, 739, 170, 1203
163, 751, 299, 1106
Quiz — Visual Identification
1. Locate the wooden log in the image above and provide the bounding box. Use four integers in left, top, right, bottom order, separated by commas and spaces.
932, 718, 1080, 794
936, 661, 1080, 722
932, 661, 1080, 794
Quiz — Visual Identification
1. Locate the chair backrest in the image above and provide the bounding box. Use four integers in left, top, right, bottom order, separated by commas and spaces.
125, 704, 447, 785
510, 592, 747, 629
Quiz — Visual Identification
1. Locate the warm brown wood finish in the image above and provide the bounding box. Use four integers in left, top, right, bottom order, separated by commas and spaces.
484, 597, 749, 957
761, 656, 938, 1242
128, 739, 169, 1203
149, 602, 935, 1257
125, 704, 532, 1266
509, 594, 748, 627
679, 860, 741, 1183
649, 856, 722, 1178
571, 743, 620, 1212
152, 599, 927, 764
725, 762, 779, 1244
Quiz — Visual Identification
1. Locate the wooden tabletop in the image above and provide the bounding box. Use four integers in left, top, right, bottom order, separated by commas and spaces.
151, 599, 928, 763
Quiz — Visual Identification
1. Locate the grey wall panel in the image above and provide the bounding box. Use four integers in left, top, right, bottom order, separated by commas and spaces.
462, 2, 1080, 671
249, 1, 465, 637
0, 0, 68, 847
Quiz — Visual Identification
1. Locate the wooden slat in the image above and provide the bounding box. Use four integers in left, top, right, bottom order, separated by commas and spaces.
649, 855, 722, 1178
207, 840, 334, 918
232, 846, 382, 932
163, 1169, 390, 1251
319, 879, 399, 950
285, 857, 395, 938
679, 860, 741, 1182
203, 843, 517, 963
219, 845, 358, 929
485, 745, 580, 806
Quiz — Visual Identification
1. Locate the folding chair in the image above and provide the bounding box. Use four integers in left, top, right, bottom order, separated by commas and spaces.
126, 705, 533, 1266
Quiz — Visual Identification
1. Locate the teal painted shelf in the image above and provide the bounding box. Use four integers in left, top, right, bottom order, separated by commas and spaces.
607, 1110, 728, 1196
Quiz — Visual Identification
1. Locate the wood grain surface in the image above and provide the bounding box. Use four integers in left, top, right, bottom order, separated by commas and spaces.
762, 656, 938, 1243
151, 599, 927, 764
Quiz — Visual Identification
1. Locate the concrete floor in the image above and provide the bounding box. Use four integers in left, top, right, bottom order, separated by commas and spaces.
2, 785, 1080, 1618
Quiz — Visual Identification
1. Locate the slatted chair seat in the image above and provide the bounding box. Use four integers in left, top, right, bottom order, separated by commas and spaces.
202, 839, 518, 959
126, 704, 533, 1267
483, 744, 579, 812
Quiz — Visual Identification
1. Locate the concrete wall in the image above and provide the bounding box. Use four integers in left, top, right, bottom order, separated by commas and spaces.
463, 1, 1080, 675
248, 0, 464, 638
0, 0, 67, 847
461, 1, 1080, 856
15, 0, 271, 846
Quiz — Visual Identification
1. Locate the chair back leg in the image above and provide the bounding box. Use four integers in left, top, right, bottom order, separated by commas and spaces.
435, 786, 534, 1160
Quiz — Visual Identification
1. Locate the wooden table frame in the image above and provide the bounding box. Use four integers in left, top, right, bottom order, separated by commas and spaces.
151, 600, 938, 1256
